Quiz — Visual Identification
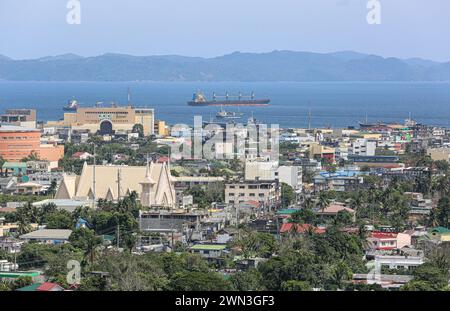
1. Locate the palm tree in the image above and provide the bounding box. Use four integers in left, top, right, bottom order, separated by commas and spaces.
432, 175, 449, 199
349, 192, 365, 213
303, 196, 314, 210
0, 156, 5, 177
316, 192, 331, 224
17, 219, 32, 235
427, 208, 440, 228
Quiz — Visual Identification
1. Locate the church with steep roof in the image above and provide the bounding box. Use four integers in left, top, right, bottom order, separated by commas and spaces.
55, 162, 176, 209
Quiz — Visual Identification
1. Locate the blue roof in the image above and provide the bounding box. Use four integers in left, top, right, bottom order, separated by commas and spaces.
317, 170, 366, 178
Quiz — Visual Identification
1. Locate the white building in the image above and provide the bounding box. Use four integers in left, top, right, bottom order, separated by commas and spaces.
349, 139, 376, 156
244, 161, 278, 181
275, 166, 302, 192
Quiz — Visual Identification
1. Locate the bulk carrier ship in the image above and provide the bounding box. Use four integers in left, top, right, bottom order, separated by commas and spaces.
188, 91, 270, 107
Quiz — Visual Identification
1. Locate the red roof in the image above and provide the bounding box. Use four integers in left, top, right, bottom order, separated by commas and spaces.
157, 156, 170, 163
37, 282, 61, 291
280, 223, 325, 234
239, 200, 260, 208
317, 204, 355, 215
371, 232, 398, 239
72, 151, 91, 159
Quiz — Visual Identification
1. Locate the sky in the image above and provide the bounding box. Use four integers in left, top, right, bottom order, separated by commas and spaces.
1, 0, 449, 61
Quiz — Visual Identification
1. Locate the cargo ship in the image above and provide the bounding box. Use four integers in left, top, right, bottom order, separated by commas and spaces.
188, 91, 270, 106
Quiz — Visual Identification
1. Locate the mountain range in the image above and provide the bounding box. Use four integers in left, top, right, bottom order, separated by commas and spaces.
0, 50, 449, 82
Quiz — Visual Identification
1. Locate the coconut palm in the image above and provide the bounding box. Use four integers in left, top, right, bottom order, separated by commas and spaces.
316, 192, 331, 224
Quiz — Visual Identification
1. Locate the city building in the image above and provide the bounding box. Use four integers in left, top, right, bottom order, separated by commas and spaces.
244, 161, 278, 181
349, 138, 376, 156
0, 109, 36, 128
275, 165, 303, 192
49, 104, 155, 136
225, 180, 280, 207
309, 143, 335, 163
0, 124, 64, 162
313, 170, 364, 192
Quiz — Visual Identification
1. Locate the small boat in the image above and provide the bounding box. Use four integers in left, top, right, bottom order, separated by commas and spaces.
63, 99, 79, 112
216, 107, 244, 119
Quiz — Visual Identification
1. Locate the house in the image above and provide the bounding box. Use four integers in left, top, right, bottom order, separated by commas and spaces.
315, 203, 356, 221
428, 227, 450, 242
279, 223, 325, 234
404, 192, 433, 221
374, 254, 424, 272
16, 282, 65, 292
190, 244, 227, 259
0, 259, 18, 271
32, 198, 92, 212
367, 232, 412, 251
352, 274, 413, 289
0, 237, 23, 253
20, 229, 73, 244
2, 162, 27, 176
71, 151, 93, 161
15, 182, 44, 195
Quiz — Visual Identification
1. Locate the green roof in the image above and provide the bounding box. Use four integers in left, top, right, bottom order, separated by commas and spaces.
2, 162, 27, 169
431, 227, 450, 234
100, 234, 115, 241
16, 283, 42, 292
0, 271, 41, 279
190, 244, 227, 251
277, 208, 301, 215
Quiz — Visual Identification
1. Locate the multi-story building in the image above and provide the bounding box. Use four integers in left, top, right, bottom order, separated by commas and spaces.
275, 166, 302, 192
0, 124, 64, 162
349, 138, 376, 156
244, 161, 278, 181
48, 104, 155, 136
313, 170, 364, 192
0, 109, 36, 128
225, 180, 280, 207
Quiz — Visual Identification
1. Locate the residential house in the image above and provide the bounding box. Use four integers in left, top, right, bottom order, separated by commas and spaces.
19, 229, 73, 244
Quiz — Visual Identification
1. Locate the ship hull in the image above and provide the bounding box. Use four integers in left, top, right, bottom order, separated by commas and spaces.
63, 107, 78, 112
188, 99, 270, 107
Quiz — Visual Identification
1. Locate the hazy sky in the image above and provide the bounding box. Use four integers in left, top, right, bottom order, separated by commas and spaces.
1, 0, 449, 61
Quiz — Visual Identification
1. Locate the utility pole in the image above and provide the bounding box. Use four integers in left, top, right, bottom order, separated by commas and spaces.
116, 224, 120, 248
117, 168, 121, 201
13, 244, 17, 271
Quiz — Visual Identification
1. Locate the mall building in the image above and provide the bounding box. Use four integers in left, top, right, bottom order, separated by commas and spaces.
48, 105, 155, 136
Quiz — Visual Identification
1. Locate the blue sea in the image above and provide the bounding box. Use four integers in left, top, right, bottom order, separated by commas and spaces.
1, 81, 450, 128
